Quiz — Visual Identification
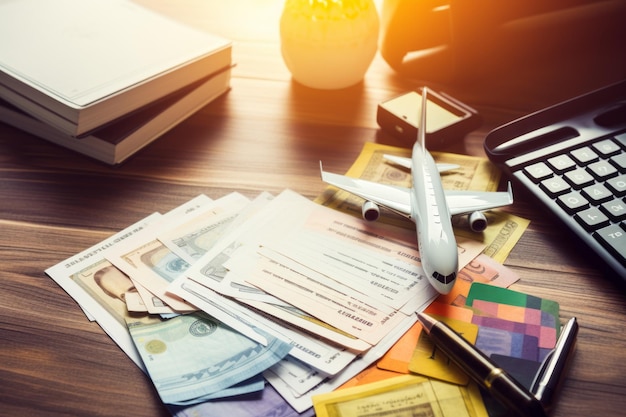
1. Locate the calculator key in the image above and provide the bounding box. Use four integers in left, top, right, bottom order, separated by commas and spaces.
614, 132, 626, 148
606, 175, 626, 196
587, 160, 618, 180
594, 224, 626, 264
547, 154, 576, 173
570, 146, 599, 164
540, 176, 570, 197
576, 207, 610, 231
593, 139, 621, 157
524, 162, 553, 182
564, 168, 595, 188
600, 199, 626, 222
557, 191, 589, 213
610, 153, 626, 171
582, 183, 613, 204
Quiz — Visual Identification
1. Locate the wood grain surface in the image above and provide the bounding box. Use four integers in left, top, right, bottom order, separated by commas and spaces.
1, 2, 624, 416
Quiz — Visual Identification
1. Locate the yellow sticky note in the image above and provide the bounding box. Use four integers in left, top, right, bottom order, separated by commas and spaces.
408, 315, 479, 385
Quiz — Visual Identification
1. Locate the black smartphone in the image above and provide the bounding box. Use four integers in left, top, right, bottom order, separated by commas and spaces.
377, 87, 481, 147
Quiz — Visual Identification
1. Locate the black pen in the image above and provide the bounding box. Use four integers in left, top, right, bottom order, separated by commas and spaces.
417, 312, 548, 417
531, 317, 578, 411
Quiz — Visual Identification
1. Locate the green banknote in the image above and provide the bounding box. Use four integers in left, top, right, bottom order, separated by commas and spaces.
127, 312, 292, 405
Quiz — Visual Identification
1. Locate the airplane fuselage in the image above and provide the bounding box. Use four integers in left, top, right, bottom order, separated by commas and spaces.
410, 141, 458, 294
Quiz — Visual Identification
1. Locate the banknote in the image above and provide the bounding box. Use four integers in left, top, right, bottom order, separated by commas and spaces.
171, 276, 361, 374
45, 212, 163, 371
227, 295, 359, 376
169, 375, 265, 406
110, 238, 196, 312
178, 192, 289, 304
126, 311, 292, 405
452, 210, 530, 264
167, 278, 269, 346
315, 142, 529, 262
159, 192, 250, 264
312, 374, 488, 417
107, 195, 221, 312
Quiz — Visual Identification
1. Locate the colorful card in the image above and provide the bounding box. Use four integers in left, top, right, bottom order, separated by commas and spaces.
472, 311, 556, 352
466, 282, 560, 366
474, 325, 539, 361
466, 283, 560, 336
398, 282, 561, 392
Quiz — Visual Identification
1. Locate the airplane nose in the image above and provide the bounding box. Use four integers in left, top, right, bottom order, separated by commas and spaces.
432, 270, 457, 285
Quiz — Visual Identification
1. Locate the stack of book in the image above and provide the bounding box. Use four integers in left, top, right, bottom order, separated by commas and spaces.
0, 0, 232, 164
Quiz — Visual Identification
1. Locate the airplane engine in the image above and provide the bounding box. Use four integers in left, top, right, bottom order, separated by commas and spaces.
468, 211, 488, 232
362, 201, 380, 221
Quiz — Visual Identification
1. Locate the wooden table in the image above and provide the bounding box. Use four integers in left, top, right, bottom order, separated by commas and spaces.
1, 2, 624, 416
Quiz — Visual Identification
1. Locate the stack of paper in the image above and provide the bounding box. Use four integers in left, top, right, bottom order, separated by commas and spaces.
46, 144, 534, 415
46, 189, 448, 413
45, 189, 519, 414
0, 0, 232, 164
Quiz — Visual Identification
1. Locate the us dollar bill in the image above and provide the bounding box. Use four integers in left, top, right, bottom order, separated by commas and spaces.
159, 192, 252, 264
127, 311, 292, 405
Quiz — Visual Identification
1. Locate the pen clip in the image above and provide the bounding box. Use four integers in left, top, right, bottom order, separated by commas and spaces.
530, 317, 579, 408
530, 347, 554, 394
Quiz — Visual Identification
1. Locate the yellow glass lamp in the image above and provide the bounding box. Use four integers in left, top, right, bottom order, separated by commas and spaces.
280, 0, 379, 89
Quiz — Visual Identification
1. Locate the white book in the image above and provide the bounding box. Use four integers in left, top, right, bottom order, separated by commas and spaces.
0, 0, 231, 136
0, 67, 231, 165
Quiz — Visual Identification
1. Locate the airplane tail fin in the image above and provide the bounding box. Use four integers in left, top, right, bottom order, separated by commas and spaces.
418, 86, 428, 151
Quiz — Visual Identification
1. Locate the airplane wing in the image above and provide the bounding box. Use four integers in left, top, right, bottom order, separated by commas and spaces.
382, 155, 412, 170
319, 162, 413, 218
445, 183, 514, 216
383, 154, 459, 173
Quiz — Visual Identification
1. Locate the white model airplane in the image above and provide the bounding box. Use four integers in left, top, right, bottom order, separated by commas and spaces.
320, 87, 513, 294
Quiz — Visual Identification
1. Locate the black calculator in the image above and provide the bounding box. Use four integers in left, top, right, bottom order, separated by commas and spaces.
484, 80, 626, 283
